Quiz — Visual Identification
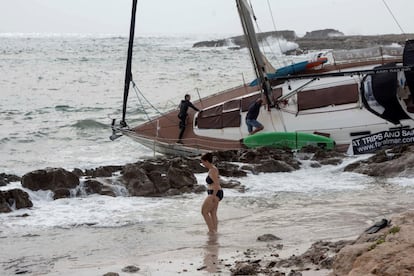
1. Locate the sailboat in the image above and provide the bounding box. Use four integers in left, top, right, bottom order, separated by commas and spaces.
111, 0, 414, 156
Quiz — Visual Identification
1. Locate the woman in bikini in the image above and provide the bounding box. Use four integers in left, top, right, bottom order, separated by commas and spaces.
200, 152, 223, 234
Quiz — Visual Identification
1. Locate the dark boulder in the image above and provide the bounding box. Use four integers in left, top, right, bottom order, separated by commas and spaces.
217, 162, 247, 177
167, 166, 197, 189
84, 179, 104, 194
84, 165, 123, 178
253, 159, 296, 173
0, 173, 21, 186
122, 164, 156, 196
344, 145, 414, 177
0, 189, 33, 213
53, 188, 71, 200
21, 168, 79, 191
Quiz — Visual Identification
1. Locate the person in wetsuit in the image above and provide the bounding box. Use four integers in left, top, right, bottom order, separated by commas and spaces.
246, 97, 264, 135
200, 152, 223, 234
177, 94, 200, 143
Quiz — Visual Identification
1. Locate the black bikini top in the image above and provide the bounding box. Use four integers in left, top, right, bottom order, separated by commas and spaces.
206, 175, 213, 184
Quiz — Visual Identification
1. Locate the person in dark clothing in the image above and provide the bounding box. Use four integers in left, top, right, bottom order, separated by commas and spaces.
177, 94, 200, 143
246, 98, 264, 135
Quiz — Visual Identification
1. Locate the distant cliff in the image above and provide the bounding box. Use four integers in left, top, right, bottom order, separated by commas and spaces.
193, 29, 414, 53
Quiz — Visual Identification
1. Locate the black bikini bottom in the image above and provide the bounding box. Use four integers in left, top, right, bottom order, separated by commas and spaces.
207, 189, 223, 201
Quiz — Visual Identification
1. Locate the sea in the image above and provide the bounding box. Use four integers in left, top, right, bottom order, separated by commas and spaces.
1, 34, 414, 275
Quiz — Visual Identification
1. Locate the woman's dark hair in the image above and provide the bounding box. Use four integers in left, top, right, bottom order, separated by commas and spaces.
201, 152, 213, 163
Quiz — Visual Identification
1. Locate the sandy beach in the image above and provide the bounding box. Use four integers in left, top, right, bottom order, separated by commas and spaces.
2, 184, 413, 276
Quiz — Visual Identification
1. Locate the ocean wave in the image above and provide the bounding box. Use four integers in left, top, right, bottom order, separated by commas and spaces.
55, 105, 73, 111
72, 119, 108, 129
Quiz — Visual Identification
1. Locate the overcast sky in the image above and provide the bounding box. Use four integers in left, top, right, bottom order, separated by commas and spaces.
1, 0, 413, 37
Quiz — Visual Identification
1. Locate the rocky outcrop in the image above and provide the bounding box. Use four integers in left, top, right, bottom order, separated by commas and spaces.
303, 29, 344, 39
193, 29, 414, 52
344, 145, 414, 177
0, 189, 33, 213
21, 168, 79, 191
193, 30, 296, 49
0, 173, 21, 186
21, 168, 80, 200
332, 211, 414, 275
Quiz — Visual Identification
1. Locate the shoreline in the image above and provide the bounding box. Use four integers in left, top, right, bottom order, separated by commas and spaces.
2, 192, 412, 275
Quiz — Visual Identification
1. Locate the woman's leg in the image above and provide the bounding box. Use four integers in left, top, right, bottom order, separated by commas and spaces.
210, 201, 219, 232
201, 196, 216, 233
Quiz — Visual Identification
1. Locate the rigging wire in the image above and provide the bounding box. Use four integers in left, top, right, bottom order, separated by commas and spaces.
266, 0, 284, 58
382, 0, 405, 34
247, 0, 284, 67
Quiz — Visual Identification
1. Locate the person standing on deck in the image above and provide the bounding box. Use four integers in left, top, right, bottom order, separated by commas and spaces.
246, 98, 264, 135
177, 94, 200, 143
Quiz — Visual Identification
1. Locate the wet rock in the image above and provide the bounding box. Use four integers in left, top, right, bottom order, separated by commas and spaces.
0, 189, 33, 213
53, 188, 71, 200
253, 159, 295, 173
216, 162, 247, 177
122, 164, 156, 196
193, 30, 296, 49
167, 166, 196, 189
103, 273, 119, 276
221, 179, 245, 192
344, 144, 414, 177
147, 171, 170, 194
84, 165, 123, 178
21, 168, 79, 192
121, 265, 140, 273
84, 179, 104, 194
71, 168, 84, 177
333, 211, 414, 275
0, 173, 21, 186
257, 234, 281, 242
231, 261, 260, 275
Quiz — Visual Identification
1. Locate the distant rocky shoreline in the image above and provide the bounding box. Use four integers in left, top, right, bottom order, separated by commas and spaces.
193, 29, 414, 53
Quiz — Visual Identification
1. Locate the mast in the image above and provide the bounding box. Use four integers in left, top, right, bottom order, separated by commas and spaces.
236, 0, 272, 105
120, 0, 138, 127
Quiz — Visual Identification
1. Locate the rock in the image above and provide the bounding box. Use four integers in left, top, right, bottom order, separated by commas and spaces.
103, 273, 119, 276
121, 265, 140, 273
193, 30, 296, 49
231, 262, 260, 275
344, 144, 414, 177
167, 166, 196, 189
71, 168, 84, 177
0, 173, 21, 186
0, 189, 33, 213
147, 171, 170, 194
21, 168, 79, 192
216, 162, 247, 177
84, 165, 123, 177
302, 29, 344, 39
332, 211, 414, 275
257, 234, 281, 242
84, 179, 104, 194
122, 164, 156, 196
221, 179, 245, 192
253, 159, 295, 173
53, 188, 71, 200
193, 29, 414, 52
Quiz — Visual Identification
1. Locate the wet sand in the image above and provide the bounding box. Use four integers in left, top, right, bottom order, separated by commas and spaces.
1, 184, 414, 275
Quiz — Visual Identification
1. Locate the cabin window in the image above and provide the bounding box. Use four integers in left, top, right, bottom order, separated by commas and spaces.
197, 104, 240, 129
297, 83, 359, 111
